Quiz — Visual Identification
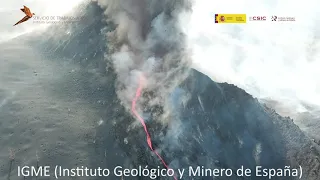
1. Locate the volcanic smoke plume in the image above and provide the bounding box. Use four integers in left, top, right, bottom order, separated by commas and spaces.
95, 0, 193, 125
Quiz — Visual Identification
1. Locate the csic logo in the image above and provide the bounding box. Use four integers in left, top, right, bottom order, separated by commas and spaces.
249, 16, 267, 21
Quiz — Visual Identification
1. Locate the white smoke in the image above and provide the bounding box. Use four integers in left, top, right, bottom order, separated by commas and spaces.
95, 0, 193, 125
186, 0, 320, 119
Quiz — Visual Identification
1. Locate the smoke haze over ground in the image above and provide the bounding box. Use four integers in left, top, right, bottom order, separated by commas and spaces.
187, 0, 320, 119
0, 1, 319, 180
1, 0, 320, 123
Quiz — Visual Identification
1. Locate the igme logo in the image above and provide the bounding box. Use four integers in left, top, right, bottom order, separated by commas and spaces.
14, 5, 35, 26
249, 16, 267, 21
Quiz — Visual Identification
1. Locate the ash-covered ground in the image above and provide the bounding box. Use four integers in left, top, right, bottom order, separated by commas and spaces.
0, 1, 319, 180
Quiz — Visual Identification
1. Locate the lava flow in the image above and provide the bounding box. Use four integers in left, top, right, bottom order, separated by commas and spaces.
131, 74, 178, 180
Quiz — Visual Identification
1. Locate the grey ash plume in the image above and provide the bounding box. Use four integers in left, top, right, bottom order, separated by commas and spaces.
95, 0, 193, 126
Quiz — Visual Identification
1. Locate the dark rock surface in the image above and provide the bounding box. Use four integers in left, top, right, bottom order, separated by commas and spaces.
8, 1, 319, 180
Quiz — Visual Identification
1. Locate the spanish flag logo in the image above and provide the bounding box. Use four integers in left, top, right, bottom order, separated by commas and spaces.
215, 14, 247, 23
